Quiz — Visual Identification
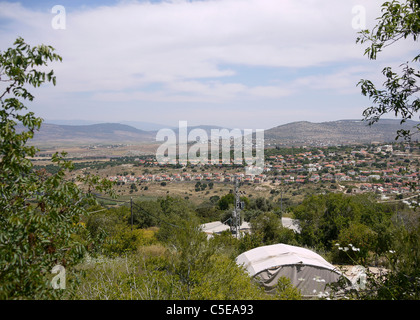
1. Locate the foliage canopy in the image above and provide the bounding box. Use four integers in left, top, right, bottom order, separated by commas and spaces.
357, 0, 420, 140
0, 38, 113, 299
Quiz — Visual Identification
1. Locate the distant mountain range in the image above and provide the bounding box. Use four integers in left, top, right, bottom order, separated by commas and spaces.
26, 122, 231, 146
28, 123, 155, 145
25, 119, 419, 146
264, 119, 420, 146
45, 119, 169, 131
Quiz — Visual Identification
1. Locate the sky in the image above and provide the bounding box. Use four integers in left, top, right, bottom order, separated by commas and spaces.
0, 0, 418, 129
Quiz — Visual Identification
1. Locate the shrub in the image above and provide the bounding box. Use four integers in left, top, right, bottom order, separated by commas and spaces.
331, 223, 377, 264
275, 276, 302, 300
104, 228, 158, 256
250, 212, 296, 245
238, 232, 264, 253
189, 254, 270, 300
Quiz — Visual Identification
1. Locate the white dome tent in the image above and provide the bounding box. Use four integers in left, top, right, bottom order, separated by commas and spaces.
236, 243, 351, 297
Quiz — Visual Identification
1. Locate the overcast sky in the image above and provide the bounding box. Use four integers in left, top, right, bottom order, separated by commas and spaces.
0, 0, 417, 129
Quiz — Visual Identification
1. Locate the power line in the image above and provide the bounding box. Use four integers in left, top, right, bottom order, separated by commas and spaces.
131, 201, 182, 229
94, 194, 183, 229
94, 195, 131, 204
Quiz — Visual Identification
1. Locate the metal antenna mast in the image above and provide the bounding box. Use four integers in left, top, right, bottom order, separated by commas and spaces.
231, 177, 244, 238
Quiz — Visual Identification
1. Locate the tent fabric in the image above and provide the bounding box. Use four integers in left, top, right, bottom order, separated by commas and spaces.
236, 243, 350, 296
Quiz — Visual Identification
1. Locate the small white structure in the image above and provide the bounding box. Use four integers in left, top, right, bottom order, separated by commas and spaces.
236, 243, 351, 297
201, 218, 300, 238
201, 221, 251, 239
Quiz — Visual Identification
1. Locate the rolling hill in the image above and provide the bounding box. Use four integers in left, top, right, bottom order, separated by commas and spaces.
264, 119, 420, 146
26, 122, 233, 146
27, 123, 156, 146
21, 119, 420, 147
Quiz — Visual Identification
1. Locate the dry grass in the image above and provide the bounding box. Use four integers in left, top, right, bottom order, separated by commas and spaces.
137, 244, 167, 258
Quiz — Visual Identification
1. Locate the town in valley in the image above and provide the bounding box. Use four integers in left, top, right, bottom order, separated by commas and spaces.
32, 141, 420, 208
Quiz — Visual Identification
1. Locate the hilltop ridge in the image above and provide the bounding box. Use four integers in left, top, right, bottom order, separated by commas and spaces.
24, 118, 420, 146
264, 119, 420, 146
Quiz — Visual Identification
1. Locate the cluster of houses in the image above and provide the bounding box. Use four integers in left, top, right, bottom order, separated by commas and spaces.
264, 146, 419, 194
108, 144, 419, 195
108, 171, 267, 184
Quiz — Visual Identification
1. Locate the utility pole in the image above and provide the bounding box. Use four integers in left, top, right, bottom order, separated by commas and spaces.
130, 197, 133, 231
280, 187, 283, 213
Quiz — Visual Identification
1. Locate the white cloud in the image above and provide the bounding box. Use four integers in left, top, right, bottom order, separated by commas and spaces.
0, 0, 414, 125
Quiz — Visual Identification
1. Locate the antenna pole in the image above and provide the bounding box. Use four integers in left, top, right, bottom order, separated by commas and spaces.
130, 197, 133, 231
232, 177, 243, 239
